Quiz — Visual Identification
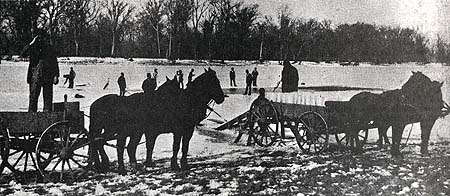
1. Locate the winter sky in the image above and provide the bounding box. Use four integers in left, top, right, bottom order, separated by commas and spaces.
131, 0, 450, 41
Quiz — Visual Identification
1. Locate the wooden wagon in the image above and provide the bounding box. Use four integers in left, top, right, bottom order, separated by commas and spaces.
0, 95, 91, 182
217, 91, 448, 154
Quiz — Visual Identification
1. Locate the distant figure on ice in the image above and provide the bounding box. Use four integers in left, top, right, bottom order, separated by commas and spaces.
21, 29, 59, 112
188, 68, 195, 85
103, 78, 110, 90
177, 70, 184, 89
281, 60, 299, 92
252, 67, 259, 87
142, 73, 156, 93
117, 72, 126, 96
244, 69, 253, 95
153, 68, 158, 82
230, 67, 237, 87
64, 67, 76, 88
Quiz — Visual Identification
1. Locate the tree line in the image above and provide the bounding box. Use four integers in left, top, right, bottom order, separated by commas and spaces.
1, 0, 450, 64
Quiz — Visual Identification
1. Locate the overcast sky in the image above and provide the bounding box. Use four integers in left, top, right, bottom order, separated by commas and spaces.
132, 0, 450, 41
247, 0, 450, 40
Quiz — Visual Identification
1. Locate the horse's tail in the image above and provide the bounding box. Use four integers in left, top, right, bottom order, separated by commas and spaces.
89, 95, 118, 147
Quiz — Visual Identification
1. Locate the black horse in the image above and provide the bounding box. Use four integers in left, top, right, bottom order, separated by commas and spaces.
89, 68, 224, 173
347, 71, 444, 156
133, 68, 225, 170
89, 76, 181, 173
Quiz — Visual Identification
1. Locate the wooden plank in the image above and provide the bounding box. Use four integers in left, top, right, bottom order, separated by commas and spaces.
272, 102, 327, 118
215, 111, 248, 130
0, 112, 64, 134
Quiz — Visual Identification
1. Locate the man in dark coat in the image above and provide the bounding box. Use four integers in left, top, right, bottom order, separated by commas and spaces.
142, 73, 156, 93
252, 67, 259, 86
177, 70, 184, 89
118, 72, 126, 96
64, 67, 76, 88
21, 30, 59, 112
229, 67, 237, 87
281, 60, 299, 92
187, 68, 195, 85
244, 69, 253, 95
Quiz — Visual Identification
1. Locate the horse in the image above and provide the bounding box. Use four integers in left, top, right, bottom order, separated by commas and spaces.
347, 71, 444, 156
347, 90, 401, 147
89, 76, 180, 173
128, 68, 225, 170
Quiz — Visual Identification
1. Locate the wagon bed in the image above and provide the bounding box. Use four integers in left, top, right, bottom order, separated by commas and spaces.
219, 91, 446, 154
0, 99, 91, 183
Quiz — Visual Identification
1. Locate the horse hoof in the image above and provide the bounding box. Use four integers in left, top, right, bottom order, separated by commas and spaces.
181, 164, 190, 170
143, 161, 156, 167
118, 168, 127, 175
181, 159, 189, 170
130, 162, 140, 169
171, 164, 181, 171
420, 147, 429, 155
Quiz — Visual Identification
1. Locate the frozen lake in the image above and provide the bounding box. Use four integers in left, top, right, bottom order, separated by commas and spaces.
0, 58, 449, 172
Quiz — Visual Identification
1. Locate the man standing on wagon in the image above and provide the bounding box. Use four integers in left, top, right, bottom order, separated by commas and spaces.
21, 29, 59, 112
281, 60, 298, 92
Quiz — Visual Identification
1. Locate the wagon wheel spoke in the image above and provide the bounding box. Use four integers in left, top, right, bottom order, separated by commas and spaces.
60, 160, 65, 182
51, 158, 62, 174
12, 151, 26, 168
9, 149, 21, 157
39, 148, 60, 155
73, 153, 89, 159
65, 127, 72, 147
23, 152, 29, 172
66, 159, 72, 172
70, 157, 84, 168
41, 154, 58, 169
69, 130, 86, 148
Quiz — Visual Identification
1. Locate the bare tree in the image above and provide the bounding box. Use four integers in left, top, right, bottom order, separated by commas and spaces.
139, 0, 164, 57
40, 0, 69, 44
277, 5, 294, 62
210, 0, 241, 62
191, 0, 209, 59
104, 0, 135, 57
164, 0, 194, 61
65, 0, 99, 56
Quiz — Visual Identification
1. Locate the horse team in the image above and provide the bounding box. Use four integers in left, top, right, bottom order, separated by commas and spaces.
88, 69, 445, 174
89, 68, 224, 174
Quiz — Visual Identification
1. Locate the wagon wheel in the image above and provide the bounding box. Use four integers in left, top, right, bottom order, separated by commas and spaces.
36, 121, 92, 183
0, 122, 9, 174
291, 111, 329, 154
335, 128, 368, 151
2, 130, 40, 174
248, 101, 280, 147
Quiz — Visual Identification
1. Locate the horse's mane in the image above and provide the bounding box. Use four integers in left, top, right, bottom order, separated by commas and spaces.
401, 71, 443, 110
348, 71, 443, 114
186, 69, 215, 93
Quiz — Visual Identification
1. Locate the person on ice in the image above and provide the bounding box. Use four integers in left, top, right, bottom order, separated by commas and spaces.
177, 70, 184, 89
21, 29, 59, 112
142, 73, 156, 93
118, 72, 126, 96
229, 67, 237, 87
281, 60, 299, 92
64, 67, 76, 88
252, 67, 259, 87
244, 69, 253, 95
188, 68, 195, 85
